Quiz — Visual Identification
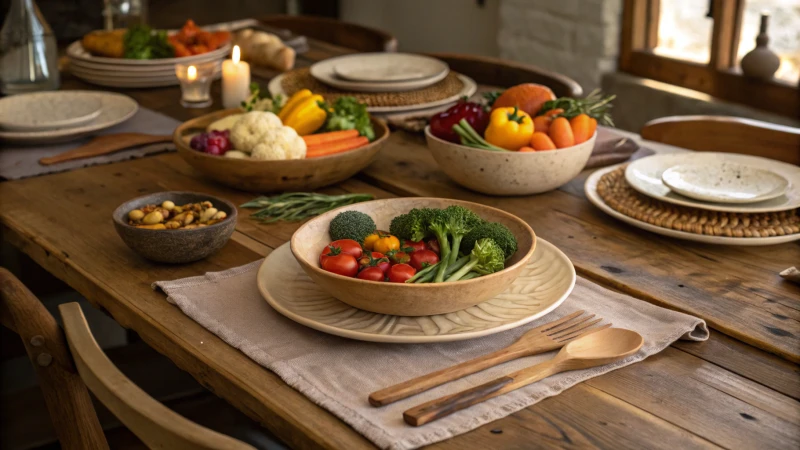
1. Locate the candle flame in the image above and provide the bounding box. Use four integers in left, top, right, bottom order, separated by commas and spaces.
232, 45, 241, 64
188, 65, 197, 81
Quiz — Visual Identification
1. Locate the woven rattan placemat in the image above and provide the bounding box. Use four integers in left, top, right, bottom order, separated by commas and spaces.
597, 166, 800, 238
279, 68, 465, 107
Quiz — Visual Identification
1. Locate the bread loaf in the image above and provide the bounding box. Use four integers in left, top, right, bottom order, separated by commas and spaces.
234, 29, 295, 71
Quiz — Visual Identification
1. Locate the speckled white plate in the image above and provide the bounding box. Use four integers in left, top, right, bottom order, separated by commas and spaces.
0, 91, 102, 131
586, 163, 800, 246
310, 53, 449, 92
625, 152, 800, 213
257, 240, 576, 343
332, 53, 448, 82
0, 92, 138, 144
662, 162, 789, 204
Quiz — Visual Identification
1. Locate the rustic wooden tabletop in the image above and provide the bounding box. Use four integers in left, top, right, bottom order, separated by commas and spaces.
1, 38, 798, 450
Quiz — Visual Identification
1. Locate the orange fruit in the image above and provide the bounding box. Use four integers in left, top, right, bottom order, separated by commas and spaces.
491, 84, 556, 117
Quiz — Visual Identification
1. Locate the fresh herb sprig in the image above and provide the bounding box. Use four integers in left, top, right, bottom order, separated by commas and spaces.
539, 89, 616, 126
241, 193, 374, 223
123, 25, 173, 59
320, 96, 375, 141
241, 83, 283, 114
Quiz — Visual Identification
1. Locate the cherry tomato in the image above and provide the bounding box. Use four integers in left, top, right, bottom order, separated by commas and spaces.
403, 240, 426, 253
426, 239, 441, 255
388, 264, 416, 283
357, 266, 385, 281
363, 230, 390, 251
409, 249, 440, 271
358, 251, 390, 274
374, 235, 400, 254
320, 239, 362, 264
389, 251, 411, 265
320, 254, 358, 277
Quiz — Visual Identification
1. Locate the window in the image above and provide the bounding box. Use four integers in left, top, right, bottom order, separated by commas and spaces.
619, 0, 799, 118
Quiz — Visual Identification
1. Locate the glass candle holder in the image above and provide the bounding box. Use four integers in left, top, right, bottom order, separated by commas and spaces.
175, 61, 217, 108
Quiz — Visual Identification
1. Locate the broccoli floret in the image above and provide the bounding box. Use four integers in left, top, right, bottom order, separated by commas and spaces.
442, 205, 482, 268
328, 210, 376, 243
446, 238, 505, 282
460, 221, 518, 260
390, 208, 436, 242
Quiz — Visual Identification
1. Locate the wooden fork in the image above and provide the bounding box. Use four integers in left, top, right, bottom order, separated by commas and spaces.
368, 310, 610, 406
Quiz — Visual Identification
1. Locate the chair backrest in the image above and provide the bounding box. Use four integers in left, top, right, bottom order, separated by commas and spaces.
640, 116, 800, 165
425, 53, 583, 98
259, 14, 397, 52
58, 302, 256, 450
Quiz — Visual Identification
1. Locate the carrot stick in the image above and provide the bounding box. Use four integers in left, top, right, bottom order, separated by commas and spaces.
306, 136, 369, 158
302, 129, 359, 147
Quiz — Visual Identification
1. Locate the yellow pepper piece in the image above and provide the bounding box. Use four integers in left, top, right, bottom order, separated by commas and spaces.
279, 89, 313, 122
282, 95, 327, 136
484, 107, 534, 150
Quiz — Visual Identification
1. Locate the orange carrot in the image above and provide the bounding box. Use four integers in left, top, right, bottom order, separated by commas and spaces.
302, 129, 359, 147
570, 114, 592, 144
530, 132, 557, 151
549, 117, 574, 149
306, 136, 369, 158
588, 117, 598, 137
519, 146, 536, 152
532, 115, 552, 135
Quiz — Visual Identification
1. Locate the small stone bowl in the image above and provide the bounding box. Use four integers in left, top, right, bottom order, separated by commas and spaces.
112, 191, 237, 264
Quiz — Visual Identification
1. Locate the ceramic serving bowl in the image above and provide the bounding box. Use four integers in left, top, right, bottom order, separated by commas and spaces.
425, 126, 596, 196
112, 192, 237, 264
174, 109, 390, 193
290, 197, 537, 316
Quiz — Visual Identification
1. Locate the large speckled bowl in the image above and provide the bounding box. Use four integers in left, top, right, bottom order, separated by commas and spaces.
291, 198, 536, 316
112, 192, 237, 264
425, 126, 596, 196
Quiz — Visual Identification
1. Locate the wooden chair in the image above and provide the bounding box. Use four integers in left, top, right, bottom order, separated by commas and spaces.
0, 268, 255, 450
258, 14, 397, 52
425, 53, 583, 98
640, 116, 800, 165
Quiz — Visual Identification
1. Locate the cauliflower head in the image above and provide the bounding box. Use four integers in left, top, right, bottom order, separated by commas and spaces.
251, 126, 307, 161
230, 111, 282, 152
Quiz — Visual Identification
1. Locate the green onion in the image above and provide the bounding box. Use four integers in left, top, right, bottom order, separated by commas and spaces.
242, 192, 373, 223
453, 119, 507, 152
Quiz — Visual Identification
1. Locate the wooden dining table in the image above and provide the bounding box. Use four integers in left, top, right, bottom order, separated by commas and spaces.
1, 37, 798, 450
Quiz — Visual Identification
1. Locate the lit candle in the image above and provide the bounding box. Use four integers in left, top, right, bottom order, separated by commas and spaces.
188, 65, 197, 81
222, 45, 251, 109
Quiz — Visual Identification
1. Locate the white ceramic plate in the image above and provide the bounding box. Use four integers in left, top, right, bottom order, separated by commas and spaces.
310, 54, 449, 92
66, 39, 231, 66
661, 162, 789, 204
258, 240, 576, 343
625, 152, 800, 213
331, 52, 448, 82
0, 92, 138, 144
70, 64, 222, 88
268, 73, 477, 114
68, 58, 181, 74
0, 91, 102, 131
586, 164, 800, 246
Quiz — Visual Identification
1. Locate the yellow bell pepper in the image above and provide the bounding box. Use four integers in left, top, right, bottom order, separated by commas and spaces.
484, 107, 534, 150
280, 91, 327, 136
279, 89, 312, 121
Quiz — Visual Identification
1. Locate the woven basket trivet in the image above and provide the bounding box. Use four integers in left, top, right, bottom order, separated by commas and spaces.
280, 68, 465, 107
597, 166, 800, 238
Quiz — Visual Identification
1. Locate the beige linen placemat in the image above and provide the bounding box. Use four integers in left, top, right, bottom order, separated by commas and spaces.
155, 258, 708, 450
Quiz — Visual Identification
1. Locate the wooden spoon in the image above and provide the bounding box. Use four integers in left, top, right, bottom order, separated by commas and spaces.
403, 328, 644, 426
39, 133, 172, 165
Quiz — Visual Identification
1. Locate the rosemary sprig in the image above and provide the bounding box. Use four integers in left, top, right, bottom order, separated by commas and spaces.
539, 89, 616, 126
241, 192, 374, 223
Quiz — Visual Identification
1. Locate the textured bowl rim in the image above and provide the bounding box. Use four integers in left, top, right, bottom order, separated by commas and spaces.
173, 109, 391, 163
290, 197, 537, 288
112, 191, 238, 233
424, 125, 597, 155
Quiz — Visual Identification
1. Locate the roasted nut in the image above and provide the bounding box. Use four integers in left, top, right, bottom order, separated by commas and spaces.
184, 212, 194, 225
173, 205, 184, 214
161, 200, 175, 210
211, 211, 227, 221
164, 221, 181, 229
201, 201, 213, 209
137, 223, 166, 230
159, 208, 171, 220
183, 224, 198, 229
199, 207, 218, 222
128, 209, 145, 221
142, 211, 164, 225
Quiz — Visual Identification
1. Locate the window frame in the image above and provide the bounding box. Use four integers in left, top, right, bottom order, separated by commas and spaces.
619, 0, 799, 118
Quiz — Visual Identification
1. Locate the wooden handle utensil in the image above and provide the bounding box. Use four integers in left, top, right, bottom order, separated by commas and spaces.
403, 328, 643, 426
39, 133, 172, 166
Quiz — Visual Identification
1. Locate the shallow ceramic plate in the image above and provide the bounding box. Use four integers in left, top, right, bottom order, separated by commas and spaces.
331, 53, 448, 82
0, 92, 137, 144
0, 92, 102, 131
310, 54, 449, 92
66, 39, 230, 66
586, 164, 800, 246
258, 240, 575, 343
70, 64, 222, 88
268, 73, 477, 113
661, 162, 789, 204
625, 152, 800, 213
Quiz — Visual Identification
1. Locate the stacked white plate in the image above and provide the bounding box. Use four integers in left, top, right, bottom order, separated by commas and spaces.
67, 40, 229, 88
585, 152, 800, 245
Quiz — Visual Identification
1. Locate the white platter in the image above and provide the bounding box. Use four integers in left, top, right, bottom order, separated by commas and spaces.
661, 162, 789, 204
0, 91, 102, 131
257, 240, 576, 343
586, 163, 800, 246
66, 39, 230, 66
625, 152, 800, 213
268, 73, 477, 114
331, 52, 448, 82
0, 92, 138, 144
310, 54, 449, 92
70, 64, 222, 88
